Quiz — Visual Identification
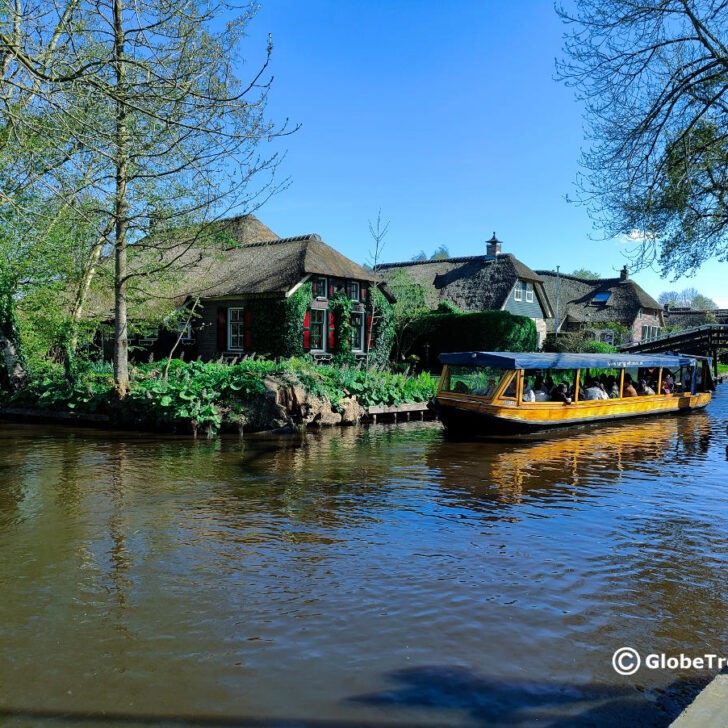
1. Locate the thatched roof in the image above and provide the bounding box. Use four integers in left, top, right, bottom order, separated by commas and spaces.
663, 308, 728, 327
536, 271, 663, 330
87, 214, 380, 319
377, 253, 552, 315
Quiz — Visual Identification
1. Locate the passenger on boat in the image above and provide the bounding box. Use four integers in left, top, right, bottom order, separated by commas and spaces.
522, 380, 536, 402
638, 378, 656, 396
623, 375, 638, 397
473, 378, 497, 397
551, 382, 572, 404
533, 375, 550, 402
663, 372, 674, 394
606, 375, 619, 398
584, 377, 608, 400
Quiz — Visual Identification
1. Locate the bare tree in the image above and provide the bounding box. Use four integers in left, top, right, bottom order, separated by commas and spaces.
365, 210, 390, 377
557, 1, 728, 278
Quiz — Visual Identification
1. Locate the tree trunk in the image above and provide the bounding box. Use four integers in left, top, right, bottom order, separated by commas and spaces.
69, 228, 110, 353
112, 0, 130, 397
2, 333, 25, 392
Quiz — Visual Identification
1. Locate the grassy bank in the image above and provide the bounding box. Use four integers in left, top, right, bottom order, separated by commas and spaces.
0, 358, 437, 435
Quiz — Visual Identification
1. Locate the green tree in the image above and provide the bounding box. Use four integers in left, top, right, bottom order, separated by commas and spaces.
387, 269, 432, 359
1, 0, 291, 396
570, 269, 600, 280
557, 1, 728, 277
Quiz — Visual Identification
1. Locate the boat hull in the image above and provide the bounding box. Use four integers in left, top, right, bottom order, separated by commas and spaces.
432, 392, 711, 439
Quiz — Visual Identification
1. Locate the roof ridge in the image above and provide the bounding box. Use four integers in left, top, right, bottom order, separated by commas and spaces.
378, 254, 498, 268
238, 233, 321, 248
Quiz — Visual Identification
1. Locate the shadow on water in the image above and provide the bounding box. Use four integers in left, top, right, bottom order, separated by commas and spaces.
349, 664, 709, 727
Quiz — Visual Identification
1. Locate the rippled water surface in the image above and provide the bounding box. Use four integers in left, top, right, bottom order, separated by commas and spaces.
1, 389, 728, 727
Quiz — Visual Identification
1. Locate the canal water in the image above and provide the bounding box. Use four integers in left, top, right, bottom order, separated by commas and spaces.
1, 389, 728, 727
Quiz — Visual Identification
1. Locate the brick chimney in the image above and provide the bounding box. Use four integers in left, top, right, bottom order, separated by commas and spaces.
487, 232, 502, 257
620, 265, 629, 281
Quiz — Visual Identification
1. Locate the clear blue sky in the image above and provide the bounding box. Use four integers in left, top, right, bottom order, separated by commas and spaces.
241, 0, 728, 306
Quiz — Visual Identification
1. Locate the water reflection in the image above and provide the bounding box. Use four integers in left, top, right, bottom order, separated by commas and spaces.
0, 395, 726, 727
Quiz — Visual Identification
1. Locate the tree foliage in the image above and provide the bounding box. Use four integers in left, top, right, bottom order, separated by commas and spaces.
570, 268, 600, 280
0, 0, 291, 395
558, 0, 728, 277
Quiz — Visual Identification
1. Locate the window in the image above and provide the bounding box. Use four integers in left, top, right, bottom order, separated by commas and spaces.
313, 276, 328, 298
350, 281, 360, 301
592, 292, 611, 304
309, 309, 326, 351
350, 312, 365, 351
180, 321, 194, 343
599, 331, 615, 345
228, 308, 245, 350
514, 281, 523, 302
525, 283, 534, 303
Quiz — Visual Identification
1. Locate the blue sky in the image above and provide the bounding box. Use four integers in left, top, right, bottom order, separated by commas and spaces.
241, 0, 728, 306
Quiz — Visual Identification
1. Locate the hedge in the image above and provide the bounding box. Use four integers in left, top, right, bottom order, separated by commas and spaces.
409, 310, 538, 367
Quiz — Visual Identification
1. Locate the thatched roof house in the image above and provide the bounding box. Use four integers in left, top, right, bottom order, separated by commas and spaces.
95, 213, 388, 361
662, 308, 728, 328
378, 234, 554, 344
536, 267, 664, 343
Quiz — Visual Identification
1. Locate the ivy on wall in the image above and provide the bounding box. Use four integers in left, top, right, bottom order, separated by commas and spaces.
242, 282, 396, 364
328, 291, 354, 364
367, 288, 395, 367
246, 282, 312, 358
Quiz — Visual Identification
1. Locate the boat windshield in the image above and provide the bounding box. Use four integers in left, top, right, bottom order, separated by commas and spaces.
441, 366, 514, 399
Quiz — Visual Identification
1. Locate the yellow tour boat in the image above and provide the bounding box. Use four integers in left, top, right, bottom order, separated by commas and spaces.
431, 351, 713, 438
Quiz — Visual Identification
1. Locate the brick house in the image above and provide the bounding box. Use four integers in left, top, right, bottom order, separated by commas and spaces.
536, 267, 664, 344
103, 214, 390, 361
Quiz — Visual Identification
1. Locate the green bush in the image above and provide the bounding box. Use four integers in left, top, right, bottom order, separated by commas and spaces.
0, 356, 437, 435
408, 310, 538, 366
542, 332, 618, 354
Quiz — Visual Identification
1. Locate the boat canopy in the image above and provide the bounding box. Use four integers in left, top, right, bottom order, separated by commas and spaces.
439, 351, 700, 369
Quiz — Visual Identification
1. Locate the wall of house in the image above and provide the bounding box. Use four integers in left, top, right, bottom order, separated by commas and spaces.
196, 299, 244, 360
503, 283, 545, 319
631, 309, 662, 342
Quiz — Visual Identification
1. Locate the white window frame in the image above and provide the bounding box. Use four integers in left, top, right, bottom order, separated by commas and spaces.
350, 312, 365, 352
350, 281, 360, 301
309, 308, 327, 352
228, 307, 245, 351
525, 283, 534, 303
514, 281, 523, 302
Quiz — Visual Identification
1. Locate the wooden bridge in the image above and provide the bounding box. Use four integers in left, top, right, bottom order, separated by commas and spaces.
618, 324, 728, 374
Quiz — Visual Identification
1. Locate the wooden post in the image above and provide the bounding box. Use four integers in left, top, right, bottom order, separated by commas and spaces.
619, 369, 625, 398
574, 368, 580, 403
657, 367, 663, 396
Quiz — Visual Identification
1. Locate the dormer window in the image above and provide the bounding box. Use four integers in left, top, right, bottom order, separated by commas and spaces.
525, 283, 534, 303
592, 292, 611, 304
514, 281, 523, 302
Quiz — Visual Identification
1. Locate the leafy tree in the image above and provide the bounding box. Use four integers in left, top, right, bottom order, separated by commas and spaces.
430, 245, 450, 260
411, 251, 428, 262
0, 0, 291, 396
570, 269, 600, 280
387, 269, 432, 359
557, 1, 728, 277
692, 294, 718, 310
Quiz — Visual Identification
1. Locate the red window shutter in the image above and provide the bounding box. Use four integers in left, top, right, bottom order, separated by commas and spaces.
361, 285, 367, 302
366, 314, 372, 351
245, 310, 252, 349
328, 311, 335, 350
217, 307, 227, 351
312, 278, 318, 296
303, 310, 310, 350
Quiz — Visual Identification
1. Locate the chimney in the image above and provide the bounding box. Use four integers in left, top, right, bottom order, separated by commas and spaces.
487, 232, 502, 257
620, 265, 629, 281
